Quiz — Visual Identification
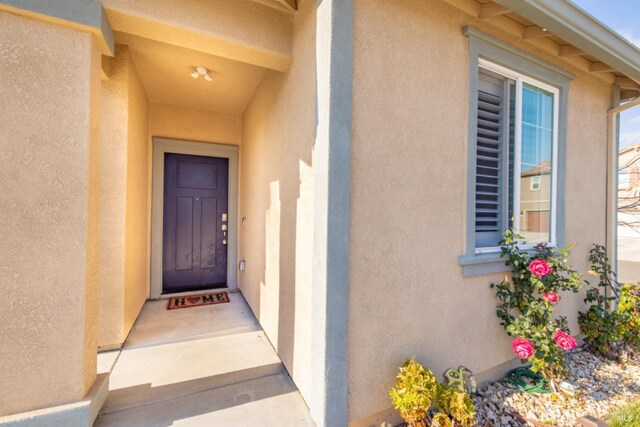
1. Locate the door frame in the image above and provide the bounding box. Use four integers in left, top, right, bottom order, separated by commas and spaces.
151, 137, 239, 299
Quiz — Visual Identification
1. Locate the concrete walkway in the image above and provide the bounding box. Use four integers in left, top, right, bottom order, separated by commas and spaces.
95, 292, 314, 426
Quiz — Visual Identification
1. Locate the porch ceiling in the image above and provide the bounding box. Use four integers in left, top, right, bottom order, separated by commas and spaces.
116, 32, 267, 114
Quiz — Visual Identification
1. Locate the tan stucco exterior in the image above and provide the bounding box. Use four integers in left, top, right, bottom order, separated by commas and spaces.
123, 46, 150, 343
0, 10, 101, 415
1, 0, 632, 424
99, 46, 128, 348
149, 102, 242, 146
239, 0, 316, 409
348, 0, 610, 422
98, 45, 149, 349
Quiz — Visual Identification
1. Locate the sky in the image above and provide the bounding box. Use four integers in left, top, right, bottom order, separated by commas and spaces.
572, 0, 640, 146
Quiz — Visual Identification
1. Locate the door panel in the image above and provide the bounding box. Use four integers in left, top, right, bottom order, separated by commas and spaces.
200, 197, 218, 269
163, 153, 229, 293
175, 197, 194, 271
177, 161, 218, 189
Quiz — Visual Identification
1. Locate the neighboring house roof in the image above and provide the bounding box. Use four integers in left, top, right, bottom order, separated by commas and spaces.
620, 142, 640, 158
522, 159, 551, 177
444, 0, 640, 100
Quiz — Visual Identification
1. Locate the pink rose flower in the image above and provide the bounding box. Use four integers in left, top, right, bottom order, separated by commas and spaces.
529, 259, 552, 278
544, 292, 559, 304
554, 330, 577, 351
511, 337, 535, 359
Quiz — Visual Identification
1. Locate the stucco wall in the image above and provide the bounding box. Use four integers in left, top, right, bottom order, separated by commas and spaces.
239, 0, 316, 410
123, 47, 150, 336
99, 46, 129, 348
98, 45, 150, 349
149, 102, 241, 146
348, 0, 610, 422
0, 11, 100, 415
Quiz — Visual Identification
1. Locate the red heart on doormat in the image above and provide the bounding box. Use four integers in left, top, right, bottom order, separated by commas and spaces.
187, 296, 200, 304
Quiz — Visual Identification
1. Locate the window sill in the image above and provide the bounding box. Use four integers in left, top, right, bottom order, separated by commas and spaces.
457, 252, 511, 277
458, 247, 544, 277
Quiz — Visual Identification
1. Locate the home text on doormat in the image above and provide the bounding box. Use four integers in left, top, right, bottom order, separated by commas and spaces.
167, 292, 229, 310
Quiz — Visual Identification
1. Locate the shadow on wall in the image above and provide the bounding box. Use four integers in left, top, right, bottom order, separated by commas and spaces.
258, 158, 314, 380
260, 181, 281, 349
239, 75, 316, 400
238, 0, 318, 406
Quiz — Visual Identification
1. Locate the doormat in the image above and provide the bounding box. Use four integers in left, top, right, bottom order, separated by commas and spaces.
167, 292, 229, 310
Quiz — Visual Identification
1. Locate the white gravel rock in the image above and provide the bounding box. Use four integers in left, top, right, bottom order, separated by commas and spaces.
472, 350, 640, 426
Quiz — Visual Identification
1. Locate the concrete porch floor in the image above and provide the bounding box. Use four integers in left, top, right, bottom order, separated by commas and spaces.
95, 292, 315, 426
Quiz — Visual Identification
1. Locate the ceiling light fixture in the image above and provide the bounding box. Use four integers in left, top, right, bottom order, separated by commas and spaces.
190, 66, 213, 82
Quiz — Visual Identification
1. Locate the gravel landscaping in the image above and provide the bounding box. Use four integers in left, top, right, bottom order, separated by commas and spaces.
473, 348, 640, 426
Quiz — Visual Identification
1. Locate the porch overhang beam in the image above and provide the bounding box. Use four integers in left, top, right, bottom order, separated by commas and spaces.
275, 0, 297, 12
479, 2, 509, 19
523, 25, 553, 39
621, 90, 640, 102
0, 0, 114, 55
492, 0, 640, 84
559, 45, 585, 57
615, 77, 640, 90
102, 0, 293, 72
590, 62, 616, 73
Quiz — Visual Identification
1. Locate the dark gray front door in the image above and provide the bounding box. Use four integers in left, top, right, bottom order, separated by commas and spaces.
163, 153, 229, 293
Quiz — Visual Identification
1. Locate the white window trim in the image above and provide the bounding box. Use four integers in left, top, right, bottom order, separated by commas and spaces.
475, 59, 560, 254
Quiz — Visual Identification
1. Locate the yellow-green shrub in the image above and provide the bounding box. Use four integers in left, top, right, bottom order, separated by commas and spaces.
390, 358, 439, 427
390, 358, 476, 427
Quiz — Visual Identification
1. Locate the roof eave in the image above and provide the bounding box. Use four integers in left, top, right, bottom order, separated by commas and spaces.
493, 0, 640, 84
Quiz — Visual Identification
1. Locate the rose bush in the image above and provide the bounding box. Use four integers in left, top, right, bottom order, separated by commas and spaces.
553, 330, 577, 351
543, 292, 559, 304
529, 259, 552, 278
511, 337, 535, 359
495, 228, 585, 388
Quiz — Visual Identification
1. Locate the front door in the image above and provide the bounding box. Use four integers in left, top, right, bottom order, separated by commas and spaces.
163, 153, 229, 293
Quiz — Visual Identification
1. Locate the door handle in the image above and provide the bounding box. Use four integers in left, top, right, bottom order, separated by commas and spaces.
221, 213, 227, 245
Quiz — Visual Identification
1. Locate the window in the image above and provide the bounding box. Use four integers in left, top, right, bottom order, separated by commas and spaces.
530, 176, 541, 191
619, 168, 630, 190
474, 60, 558, 252
459, 27, 573, 276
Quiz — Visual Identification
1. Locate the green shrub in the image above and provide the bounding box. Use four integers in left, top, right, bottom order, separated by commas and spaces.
618, 282, 640, 353
579, 245, 640, 358
579, 245, 623, 356
494, 228, 584, 387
